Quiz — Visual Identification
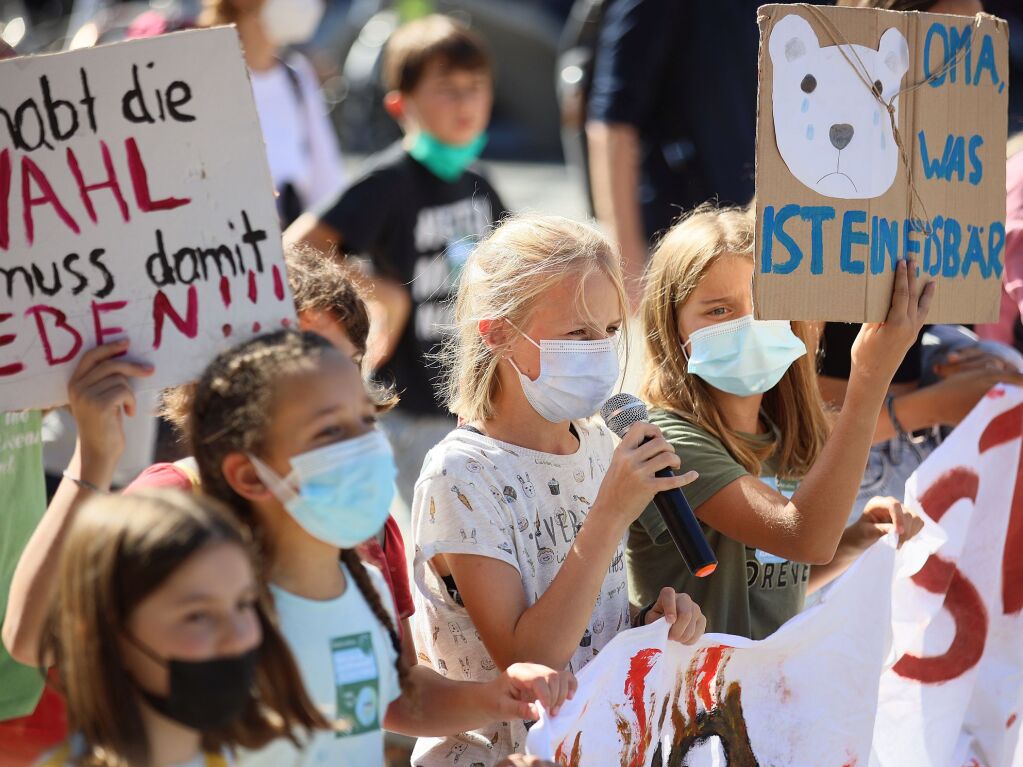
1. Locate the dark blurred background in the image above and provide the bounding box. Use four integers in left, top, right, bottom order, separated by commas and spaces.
3, 0, 1020, 166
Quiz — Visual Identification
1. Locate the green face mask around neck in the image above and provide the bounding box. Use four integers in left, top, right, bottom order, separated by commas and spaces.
408, 131, 488, 182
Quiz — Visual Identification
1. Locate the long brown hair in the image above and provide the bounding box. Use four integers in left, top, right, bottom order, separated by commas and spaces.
40, 490, 326, 767
190, 330, 408, 688
641, 206, 829, 479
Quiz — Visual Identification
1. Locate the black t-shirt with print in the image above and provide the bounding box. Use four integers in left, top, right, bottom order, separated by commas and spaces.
317, 143, 507, 415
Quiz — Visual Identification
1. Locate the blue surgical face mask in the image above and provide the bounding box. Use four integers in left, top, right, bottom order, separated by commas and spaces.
408, 130, 488, 182
249, 430, 396, 549
684, 315, 807, 397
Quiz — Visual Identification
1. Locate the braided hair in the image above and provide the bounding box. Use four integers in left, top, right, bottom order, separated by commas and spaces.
339, 550, 408, 689
190, 329, 408, 690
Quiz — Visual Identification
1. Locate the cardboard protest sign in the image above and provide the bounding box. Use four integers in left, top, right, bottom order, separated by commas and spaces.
754, 5, 1009, 323
526, 386, 1023, 767
0, 28, 295, 410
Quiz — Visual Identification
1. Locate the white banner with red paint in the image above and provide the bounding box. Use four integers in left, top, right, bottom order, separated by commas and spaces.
0, 28, 295, 410
527, 386, 1023, 767
871, 385, 1023, 767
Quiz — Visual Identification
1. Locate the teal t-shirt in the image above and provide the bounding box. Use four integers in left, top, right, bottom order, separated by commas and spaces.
0, 411, 46, 720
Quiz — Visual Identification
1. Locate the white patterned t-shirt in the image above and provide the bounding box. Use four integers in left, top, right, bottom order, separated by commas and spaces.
410, 419, 630, 766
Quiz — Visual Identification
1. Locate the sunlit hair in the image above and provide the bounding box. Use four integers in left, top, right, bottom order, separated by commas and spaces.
286, 244, 371, 355
40, 490, 326, 767
641, 205, 829, 478
441, 213, 628, 423
190, 330, 408, 692
268, 244, 398, 411
162, 246, 396, 444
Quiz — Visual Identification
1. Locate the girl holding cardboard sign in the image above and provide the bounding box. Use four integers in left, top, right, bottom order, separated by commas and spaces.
627, 205, 929, 639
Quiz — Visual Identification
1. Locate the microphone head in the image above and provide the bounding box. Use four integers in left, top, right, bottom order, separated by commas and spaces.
600, 393, 649, 438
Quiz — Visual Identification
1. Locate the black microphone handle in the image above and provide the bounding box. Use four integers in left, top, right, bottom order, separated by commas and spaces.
651, 467, 718, 578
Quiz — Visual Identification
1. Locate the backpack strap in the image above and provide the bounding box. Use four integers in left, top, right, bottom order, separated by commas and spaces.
276, 54, 306, 107
275, 53, 312, 159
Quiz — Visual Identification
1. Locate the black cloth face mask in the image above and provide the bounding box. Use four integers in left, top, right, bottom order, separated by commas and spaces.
124, 632, 258, 731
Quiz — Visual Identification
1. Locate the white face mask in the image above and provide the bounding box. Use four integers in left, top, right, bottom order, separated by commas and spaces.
261, 0, 325, 46
507, 325, 620, 423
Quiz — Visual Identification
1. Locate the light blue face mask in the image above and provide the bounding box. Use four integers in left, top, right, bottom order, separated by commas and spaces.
684, 314, 807, 397
408, 130, 488, 182
250, 430, 396, 549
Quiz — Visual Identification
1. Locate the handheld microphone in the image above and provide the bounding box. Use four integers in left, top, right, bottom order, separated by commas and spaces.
600, 393, 717, 578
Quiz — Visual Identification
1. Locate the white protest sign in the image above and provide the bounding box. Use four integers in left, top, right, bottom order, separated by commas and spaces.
872, 385, 1023, 767
528, 387, 1023, 766
0, 28, 295, 410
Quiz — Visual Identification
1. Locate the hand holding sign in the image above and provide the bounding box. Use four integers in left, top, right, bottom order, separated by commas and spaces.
67, 340, 153, 488
850, 257, 934, 387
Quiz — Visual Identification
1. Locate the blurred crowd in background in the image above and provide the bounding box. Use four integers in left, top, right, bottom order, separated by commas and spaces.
3, 0, 1019, 164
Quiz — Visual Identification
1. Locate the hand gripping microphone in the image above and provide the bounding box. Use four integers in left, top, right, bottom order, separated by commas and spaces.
600, 393, 717, 578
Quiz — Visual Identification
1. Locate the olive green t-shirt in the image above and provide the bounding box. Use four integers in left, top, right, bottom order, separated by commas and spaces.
626, 407, 809, 640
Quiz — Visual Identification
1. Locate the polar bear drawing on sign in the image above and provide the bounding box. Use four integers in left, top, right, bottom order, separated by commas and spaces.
769, 14, 910, 199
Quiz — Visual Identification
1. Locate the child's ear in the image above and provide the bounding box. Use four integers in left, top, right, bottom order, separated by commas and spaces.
222, 453, 274, 503
383, 90, 406, 122
479, 318, 514, 355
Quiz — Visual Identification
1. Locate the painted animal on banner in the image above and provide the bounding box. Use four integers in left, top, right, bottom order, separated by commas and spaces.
769, 14, 910, 199
526, 537, 902, 766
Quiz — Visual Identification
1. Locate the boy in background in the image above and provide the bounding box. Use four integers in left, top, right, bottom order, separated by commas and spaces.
286, 14, 507, 511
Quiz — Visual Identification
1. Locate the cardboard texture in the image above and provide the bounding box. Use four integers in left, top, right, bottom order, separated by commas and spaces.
754, 4, 1009, 323
0, 28, 296, 410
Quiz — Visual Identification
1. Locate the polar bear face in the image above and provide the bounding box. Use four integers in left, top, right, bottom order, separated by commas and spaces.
769, 14, 910, 199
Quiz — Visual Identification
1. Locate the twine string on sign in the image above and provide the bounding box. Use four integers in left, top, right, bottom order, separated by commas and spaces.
801, 5, 984, 237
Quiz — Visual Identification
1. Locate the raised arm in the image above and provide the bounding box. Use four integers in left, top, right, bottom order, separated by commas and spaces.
696, 259, 935, 565
283, 212, 342, 255
2, 342, 152, 665
820, 362, 1023, 444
